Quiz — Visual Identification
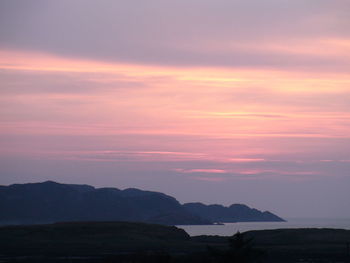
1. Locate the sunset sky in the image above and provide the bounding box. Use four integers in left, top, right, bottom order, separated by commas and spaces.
1, 0, 349, 218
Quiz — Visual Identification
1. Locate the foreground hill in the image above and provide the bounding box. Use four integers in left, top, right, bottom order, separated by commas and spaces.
0, 222, 349, 263
0, 181, 283, 225
184, 202, 285, 222
0, 222, 194, 257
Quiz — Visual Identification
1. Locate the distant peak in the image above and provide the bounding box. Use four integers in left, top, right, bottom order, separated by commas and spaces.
229, 203, 250, 209
9, 180, 61, 187
42, 180, 60, 185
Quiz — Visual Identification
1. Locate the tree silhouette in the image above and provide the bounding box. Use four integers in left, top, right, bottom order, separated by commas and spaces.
208, 231, 265, 263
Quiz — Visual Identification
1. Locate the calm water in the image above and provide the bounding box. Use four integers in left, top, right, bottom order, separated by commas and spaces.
178, 218, 350, 236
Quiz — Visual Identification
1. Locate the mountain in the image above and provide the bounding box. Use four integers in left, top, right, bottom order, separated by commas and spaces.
183, 202, 285, 222
0, 181, 284, 225
0, 181, 209, 225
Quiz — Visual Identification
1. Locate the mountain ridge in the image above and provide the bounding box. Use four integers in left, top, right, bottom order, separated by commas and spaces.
183, 202, 285, 222
0, 181, 285, 225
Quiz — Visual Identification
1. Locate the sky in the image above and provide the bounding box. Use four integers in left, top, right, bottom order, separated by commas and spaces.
0, 0, 349, 218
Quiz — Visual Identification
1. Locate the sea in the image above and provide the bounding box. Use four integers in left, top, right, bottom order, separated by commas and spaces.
177, 218, 350, 236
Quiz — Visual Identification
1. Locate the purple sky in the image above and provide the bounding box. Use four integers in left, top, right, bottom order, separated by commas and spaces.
0, 0, 350, 218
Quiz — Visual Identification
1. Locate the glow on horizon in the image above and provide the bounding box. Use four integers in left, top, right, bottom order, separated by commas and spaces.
1, 49, 350, 159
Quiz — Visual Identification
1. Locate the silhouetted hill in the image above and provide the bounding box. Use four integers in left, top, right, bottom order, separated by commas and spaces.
0, 181, 284, 225
183, 202, 285, 222
0, 181, 209, 225
0, 221, 194, 258
0, 222, 349, 263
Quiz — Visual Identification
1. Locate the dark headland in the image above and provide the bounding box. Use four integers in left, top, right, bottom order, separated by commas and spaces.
0, 181, 284, 225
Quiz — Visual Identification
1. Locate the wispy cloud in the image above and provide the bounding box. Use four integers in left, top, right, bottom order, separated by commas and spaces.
175, 168, 228, 174
1, 1, 349, 72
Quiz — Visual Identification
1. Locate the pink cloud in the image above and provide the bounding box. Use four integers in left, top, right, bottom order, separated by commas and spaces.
175, 168, 227, 174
